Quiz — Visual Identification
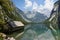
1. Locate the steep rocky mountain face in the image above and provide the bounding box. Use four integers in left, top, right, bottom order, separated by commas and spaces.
0, 0, 28, 33
58, 1, 60, 39
0, 0, 28, 24
48, 1, 58, 29
25, 11, 47, 23
18, 10, 47, 23
58, 0, 60, 29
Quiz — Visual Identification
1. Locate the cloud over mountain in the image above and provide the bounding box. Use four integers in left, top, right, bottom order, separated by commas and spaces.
24, 0, 32, 8
24, 0, 57, 17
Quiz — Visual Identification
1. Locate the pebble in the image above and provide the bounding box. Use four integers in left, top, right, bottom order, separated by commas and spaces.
0, 33, 15, 40
4, 37, 15, 40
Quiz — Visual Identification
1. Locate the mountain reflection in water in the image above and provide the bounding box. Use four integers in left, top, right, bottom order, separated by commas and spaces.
10, 23, 59, 40
19, 24, 58, 40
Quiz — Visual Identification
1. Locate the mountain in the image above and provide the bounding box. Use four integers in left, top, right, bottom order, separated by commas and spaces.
0, 0, 48, 34
49, 1, 58, 23
45, 1, 58, 29
0, 0, 28, 33
26, 11, 47, 23
15, 8, 31, 23
58, 0, 60, 29
18, 10, 47, 23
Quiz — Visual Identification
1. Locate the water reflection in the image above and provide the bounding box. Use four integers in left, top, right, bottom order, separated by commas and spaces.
20, 24, 58, 40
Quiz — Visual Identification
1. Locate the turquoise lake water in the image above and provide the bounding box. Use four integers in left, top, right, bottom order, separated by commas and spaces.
10, 23, 60, 40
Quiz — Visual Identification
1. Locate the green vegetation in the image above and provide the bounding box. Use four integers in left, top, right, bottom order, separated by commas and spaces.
0, 0, 29, 34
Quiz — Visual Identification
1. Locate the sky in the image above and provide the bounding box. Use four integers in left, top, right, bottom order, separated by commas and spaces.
12, 0, 58, 17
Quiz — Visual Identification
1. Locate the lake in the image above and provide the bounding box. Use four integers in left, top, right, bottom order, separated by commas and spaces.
9, 23, 60, 40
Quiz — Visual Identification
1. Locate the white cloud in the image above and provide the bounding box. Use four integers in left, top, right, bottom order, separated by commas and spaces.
32, 2, 38, 11
24, 0, 57, 17
44, 0, 54, 11
36, 0, 55, 17
24, 0, 32, 8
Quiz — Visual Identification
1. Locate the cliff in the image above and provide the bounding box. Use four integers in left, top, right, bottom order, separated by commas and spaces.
0, 0, 28, 33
